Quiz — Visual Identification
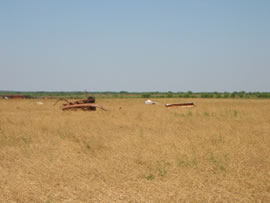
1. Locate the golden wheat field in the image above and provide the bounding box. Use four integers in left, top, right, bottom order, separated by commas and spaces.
0, 98, 269, 202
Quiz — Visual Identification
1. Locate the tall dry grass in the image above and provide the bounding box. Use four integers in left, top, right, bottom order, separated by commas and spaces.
0, 98, 269, 202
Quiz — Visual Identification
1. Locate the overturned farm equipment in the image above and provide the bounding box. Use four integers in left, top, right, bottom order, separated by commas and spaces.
165, 102, 195, 108
54, 96, 107, 111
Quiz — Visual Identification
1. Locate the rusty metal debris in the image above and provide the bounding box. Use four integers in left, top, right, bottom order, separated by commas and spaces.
54, 96, 107, 111
165, 102, 195, 108
62, 103, 106, 111
2, 95, 25, 99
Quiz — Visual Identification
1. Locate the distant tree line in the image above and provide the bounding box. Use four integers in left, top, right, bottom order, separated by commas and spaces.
141, 91, 270, 99
1, 91, 270, 99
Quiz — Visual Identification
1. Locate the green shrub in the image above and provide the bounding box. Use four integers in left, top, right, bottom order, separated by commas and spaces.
142, 93, 151, 98
167, 91, 173, 98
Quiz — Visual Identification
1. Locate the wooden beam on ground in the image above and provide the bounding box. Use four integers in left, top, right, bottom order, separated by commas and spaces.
165, 102, 195, 108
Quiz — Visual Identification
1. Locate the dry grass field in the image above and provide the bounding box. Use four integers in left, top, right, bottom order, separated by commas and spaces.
0, 98, 269, 202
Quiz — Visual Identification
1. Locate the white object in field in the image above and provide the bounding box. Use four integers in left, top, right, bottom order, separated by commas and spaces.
37, 101, 44, 105
4, 96, 8, 99
144, 99, 158, 105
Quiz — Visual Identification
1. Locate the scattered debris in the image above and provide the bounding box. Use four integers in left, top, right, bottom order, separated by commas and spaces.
62, 103, 106, 111
37, 101, 44, 105
165, 102, 195, 108
54, 96, 107, 111
2, 95, 25, 99
144, 99, 159, 105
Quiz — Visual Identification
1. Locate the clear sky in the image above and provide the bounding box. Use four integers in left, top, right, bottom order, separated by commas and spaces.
0, 0, 269, 92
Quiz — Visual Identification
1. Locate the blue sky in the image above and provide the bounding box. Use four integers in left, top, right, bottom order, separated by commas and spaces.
0, 0, 269, 92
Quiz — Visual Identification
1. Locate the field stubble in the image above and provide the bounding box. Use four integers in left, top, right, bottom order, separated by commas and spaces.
0, 98, 269, 202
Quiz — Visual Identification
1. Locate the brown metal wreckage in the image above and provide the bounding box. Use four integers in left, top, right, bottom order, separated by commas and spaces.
165, 102, 195, 108
54, 96, 107, 111
2, 95, 25, 99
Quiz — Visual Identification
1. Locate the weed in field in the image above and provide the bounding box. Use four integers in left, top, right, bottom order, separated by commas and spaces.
234, 110, 238, 117
208, 153, 217, 164
207, 152, 228, 173
172, 112, 185, 117
0, 132, 21, 148
86, 144, 91, 149
177, 157, 198, 168
45, 196, 53, 203
146, 174, 155, 180
58, 134, 65, 140
211, 134, 225, 144
22, 135, 32, 144
139, 128, 144, 138
57, 130, 73, 140
0, 134, 6, 147
157, 161, 170, 177
0, 127, 4, 144
204, 112, 210, 116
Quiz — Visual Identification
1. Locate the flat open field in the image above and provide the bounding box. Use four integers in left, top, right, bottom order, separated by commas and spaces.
0, 98, 269, 202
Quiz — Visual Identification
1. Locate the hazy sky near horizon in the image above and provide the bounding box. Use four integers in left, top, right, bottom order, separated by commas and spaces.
0, 0, 269, 92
